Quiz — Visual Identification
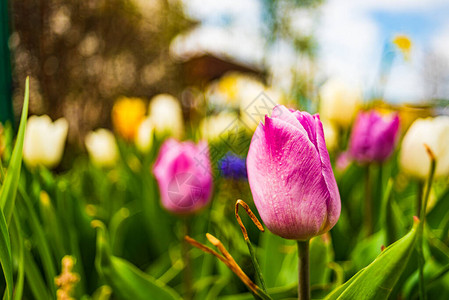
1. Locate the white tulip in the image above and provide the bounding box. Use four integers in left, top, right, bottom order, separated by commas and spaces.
400, 116, 449, 179
148, 94, 183, 139
85, 129, 118, 168
319, 79, 362, 127
23, 115, 68, 168
135, 117, 154, 152
200, 112, 238, 142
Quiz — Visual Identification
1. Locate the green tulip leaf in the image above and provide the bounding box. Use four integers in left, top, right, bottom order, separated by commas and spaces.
427, 188, 449, 230
0, 78, 29, 300
0, 77, 29, 224
94, 221, 181, 300
325, 219, 418, 300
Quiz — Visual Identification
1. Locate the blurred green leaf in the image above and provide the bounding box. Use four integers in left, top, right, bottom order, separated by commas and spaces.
427, 189, 449, 232
0, 208, 12, 299
94, 221, 181, 300
0, 77, 29, 300
218, 283, 297, 300
11, 214, 24, 300
23, 245, 51, 300
325, 219, 418, 300
260, 232, 288, 288
18, 185, 57, 297
0, 77, 29, 224
350, 231, 385, 272
310, 234, 334, 285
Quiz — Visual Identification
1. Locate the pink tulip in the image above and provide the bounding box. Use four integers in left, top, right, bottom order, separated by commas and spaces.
349, 110, 400, 164
153, 139, 213, 214
247, 105, 341, 240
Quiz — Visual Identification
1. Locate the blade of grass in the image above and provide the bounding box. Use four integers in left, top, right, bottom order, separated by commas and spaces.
23, 246, 51, 300
0, 208, 12, 299
0, 77, 29, 225
11, 214, 24, 300
18, 184, 56, 297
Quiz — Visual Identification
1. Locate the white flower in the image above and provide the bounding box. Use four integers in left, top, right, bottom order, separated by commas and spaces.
319, 79, 362, 128
23, 115, 68, 168
135, 117, 154, 152
200, 112, 238, 142
85, 129, 118, 168
149, 94, 183, 139
400, 116, 449, 179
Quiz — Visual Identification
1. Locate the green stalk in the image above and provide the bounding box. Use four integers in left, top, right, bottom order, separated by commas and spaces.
18, 184, 57, 297
416, 181, 424, 217
182, 218, 193, 300
246, 238, 267, 293
417, 148, 437, 300
297, 240, 310, 300
11, 213, 24, 300
235, 200, 267, 293
364, 164, 373, 236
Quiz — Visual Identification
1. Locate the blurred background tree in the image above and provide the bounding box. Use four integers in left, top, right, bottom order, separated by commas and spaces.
9, 0, 194, 145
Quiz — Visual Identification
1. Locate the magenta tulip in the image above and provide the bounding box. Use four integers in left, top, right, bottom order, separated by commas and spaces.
153, 139, 213, 214
349, 110, 400, 164
247, 105, 341, 240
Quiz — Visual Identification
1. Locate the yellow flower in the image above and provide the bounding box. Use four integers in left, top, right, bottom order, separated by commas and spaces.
319, 78, 361, 128
135, 117, 154, 152
321, 120, 338, 151
217, 73, 239, 103
393, 35, 412, 60
112, 97, 146, 141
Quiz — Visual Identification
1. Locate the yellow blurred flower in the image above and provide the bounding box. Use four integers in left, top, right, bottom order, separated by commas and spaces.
135, 117, 154, 152
217, 73, 239, 104
393, 35, 412, 60
321, 120, 338, 151
319, 78, 362, 128
112, 97, 146, 141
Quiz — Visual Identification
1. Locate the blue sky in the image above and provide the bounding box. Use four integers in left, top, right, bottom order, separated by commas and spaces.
372, 9, 447, 46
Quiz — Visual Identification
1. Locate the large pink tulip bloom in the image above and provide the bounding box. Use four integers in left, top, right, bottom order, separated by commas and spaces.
153, 139, 213, 214
247, 105, 340, 240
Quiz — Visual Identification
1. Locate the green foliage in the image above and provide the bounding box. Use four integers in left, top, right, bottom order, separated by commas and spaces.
326, 220, 418, 299
0, 78, 29, 299
94, 222, 181, 300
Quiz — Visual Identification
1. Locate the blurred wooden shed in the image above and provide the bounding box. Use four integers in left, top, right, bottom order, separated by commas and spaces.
179, 53, 266, 87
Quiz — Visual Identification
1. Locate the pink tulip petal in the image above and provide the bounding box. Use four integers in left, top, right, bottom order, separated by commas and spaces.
248, 112, 335, 240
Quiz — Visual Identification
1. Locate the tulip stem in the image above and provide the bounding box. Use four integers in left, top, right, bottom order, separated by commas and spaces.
416, 181, 424, 217
417, 145, 437, 300
364, 164, 373, 236
297, 240, 310, 300
181, 218, 193, 300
